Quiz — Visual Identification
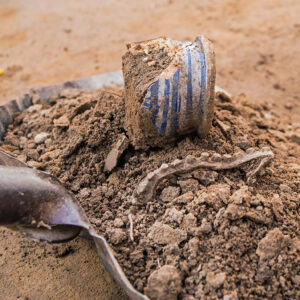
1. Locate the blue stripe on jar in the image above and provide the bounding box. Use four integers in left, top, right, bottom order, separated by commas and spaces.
198, 39, 207, 118
142, 90, 151, 109
150, 80, 160, 124
142, 80, 160, 118
186, 48, 193, 119
170, 68, 180, 133
159, 79, 170, 135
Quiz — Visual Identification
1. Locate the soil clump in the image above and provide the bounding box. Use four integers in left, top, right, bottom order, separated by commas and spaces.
0, 87, 299, 299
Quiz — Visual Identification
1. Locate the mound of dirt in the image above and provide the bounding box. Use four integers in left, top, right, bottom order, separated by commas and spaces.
0, 87, 299, 299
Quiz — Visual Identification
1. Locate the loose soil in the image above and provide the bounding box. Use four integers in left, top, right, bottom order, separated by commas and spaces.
0, 1, 300, 299
0, 86, 299, 299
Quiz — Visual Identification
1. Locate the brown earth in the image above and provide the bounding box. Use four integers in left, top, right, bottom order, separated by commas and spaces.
1, 86, 299, 299
0, 0, 300, 299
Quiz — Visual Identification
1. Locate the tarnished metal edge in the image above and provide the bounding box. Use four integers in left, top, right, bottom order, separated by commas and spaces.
36, 70, 124, 103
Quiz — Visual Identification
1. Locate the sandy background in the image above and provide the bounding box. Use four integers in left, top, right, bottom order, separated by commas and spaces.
0, 0, 299, 299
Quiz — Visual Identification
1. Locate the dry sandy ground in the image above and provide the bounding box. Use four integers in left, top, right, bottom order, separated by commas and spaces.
0, 0, 299, 299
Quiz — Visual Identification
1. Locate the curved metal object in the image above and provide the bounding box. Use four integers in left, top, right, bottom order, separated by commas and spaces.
0, 70, 231, 300
0, 150, 147, 300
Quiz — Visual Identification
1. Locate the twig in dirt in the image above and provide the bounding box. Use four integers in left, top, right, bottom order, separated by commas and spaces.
157, 257, 161, 268
134, 148, 274, 202
128, 213, 134, 242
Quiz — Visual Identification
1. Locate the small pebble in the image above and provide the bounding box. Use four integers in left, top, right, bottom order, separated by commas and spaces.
160, 186, 180, 203
44, 138, 52, 148
144, 265, 182, 300
279, 184, 292, 193
34, 132, 49, 144
17, 154, 27, 163
114, 218, 125, 228
27, 104, 42, 113
206, 271, 226, 288
19, 136, 28, 149
54, 115, 70, 127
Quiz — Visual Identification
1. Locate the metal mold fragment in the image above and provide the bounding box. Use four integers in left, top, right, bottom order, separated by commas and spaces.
134, 148, 274, 203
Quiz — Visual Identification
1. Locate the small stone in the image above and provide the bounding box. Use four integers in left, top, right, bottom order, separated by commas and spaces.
286, 126, 300, 145
292, 275, 300, 287
291, 238, 300, 251
173, 192, 194, 204
268, 129, 287, 141
44, 138, 52, 148
194, 284, 205, 298
79, 188, 90, 198
27, 141, 37, 149
206, 271, 226, 288
102, 211, 113, 221
163, 208, 183, 225
244, 210, 270, 225
256, 263, 273, 282
182, 213, 197, 232
289, 133, 300, 145
223, 291, 238, 300
144, 265, 182, 300
196, 184, 230, 210
34, 132, 49, 144
214, 207, 225, 228
104, 134, 129, 172
209, 184, 231, 204
148, 222, 187, 245
279, 184, 292, 193
147, 60, 156, 67
113, 218, 124, 228
199, 218, 212, 234
185, 276, 194, 292
17, 154, 27, 163
225, 204, 245, 220
178, 179, 199, 194
19, 136, 28, 149
160, 186, 180, 202
233, 135, 251, 150
256, 228, 290, 261
107, 228, 127, 245
129, 249, 144, 264
27, 160, 42, 169
165, 255, 179, 266
279, 276, 286, 288
54, 115, 70, 127
216, 119, 231, 133
188, 237, 199, 253
193, 170, 218, 186
163, 244, 181, 257
6, 135, 20, 147
27, 104, 42, 113
40, 149, 61, 161
229, 186, 251, 205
